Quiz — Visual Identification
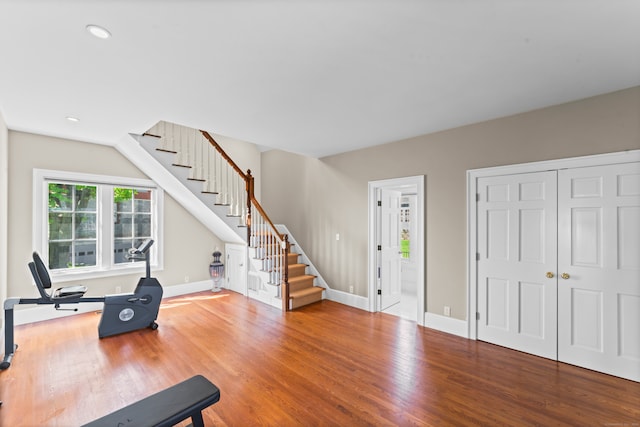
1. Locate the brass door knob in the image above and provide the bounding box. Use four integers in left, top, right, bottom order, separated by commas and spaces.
561, 272, 570, 280
546, 272, 554, 279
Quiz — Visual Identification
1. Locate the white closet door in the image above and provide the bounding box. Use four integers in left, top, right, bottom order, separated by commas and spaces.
477, 171, 558, 359
225, 243, 247, 295
558, 162, 640, 381
379, 188, 402, 311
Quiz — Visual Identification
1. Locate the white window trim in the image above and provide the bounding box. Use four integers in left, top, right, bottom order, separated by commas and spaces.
33, 169, 164, 282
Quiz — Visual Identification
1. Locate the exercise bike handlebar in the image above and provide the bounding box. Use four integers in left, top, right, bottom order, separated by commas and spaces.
125, 239, 154, 278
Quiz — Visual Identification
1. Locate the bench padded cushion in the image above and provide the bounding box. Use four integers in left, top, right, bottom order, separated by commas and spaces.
82, 375, 220, 427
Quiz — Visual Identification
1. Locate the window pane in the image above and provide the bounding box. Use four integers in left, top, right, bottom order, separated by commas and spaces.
75, 185, 97, 211
115, 199, 132, 213
134, 190, 151, 213
401, 228, 410, 259
114, 187, 134, 212
75, 213, 96, 239
49, 241, 72, 269
74, 241, 97, 267
114, 213, 133, 238
48, 183, 73, 211
49, 213, 73, 240
114, 238, 148, 264
134, 214, 151, 237
114, 238, 134, 264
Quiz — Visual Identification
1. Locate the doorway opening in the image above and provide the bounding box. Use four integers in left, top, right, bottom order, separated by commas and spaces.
368, 176, 425, 325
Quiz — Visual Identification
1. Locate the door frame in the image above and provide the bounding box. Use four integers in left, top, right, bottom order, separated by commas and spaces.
467, 149, 640, 339
368, 175, 425, 325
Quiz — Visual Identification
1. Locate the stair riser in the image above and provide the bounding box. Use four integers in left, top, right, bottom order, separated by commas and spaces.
288, 277, 315, 292
288, 264, 307, 278
290, 291, 324, 309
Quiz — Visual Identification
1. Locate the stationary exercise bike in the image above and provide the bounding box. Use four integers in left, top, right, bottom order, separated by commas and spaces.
1, 239, 163, 370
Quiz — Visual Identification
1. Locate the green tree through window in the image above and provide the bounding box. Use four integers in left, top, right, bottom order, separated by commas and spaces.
48, 183, 97, 269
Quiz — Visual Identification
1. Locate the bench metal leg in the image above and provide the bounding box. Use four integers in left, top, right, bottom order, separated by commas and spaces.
190, 411, 205, 427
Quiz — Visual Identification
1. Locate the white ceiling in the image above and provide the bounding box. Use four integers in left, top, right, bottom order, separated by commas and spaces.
1, 1, 639, 158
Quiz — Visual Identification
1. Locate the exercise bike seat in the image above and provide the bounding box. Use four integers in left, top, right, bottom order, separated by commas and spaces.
29, 252, 87, 301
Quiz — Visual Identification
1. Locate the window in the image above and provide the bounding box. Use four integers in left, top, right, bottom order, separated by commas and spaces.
34, 169, 163, 280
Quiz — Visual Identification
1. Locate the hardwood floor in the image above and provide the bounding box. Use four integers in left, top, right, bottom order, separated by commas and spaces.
1, 291, 638, 426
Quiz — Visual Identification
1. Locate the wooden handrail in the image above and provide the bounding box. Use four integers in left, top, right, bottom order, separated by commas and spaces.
200, 131, 248, 180
198, 129, 284, 244
250, 197, 285, 242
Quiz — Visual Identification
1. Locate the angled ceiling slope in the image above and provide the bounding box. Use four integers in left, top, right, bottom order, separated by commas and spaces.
1, 0, 639, 158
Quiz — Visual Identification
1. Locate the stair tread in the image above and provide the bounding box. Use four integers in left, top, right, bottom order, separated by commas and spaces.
289, 286, 324, 298
289, 263, 309, 268
288, 274, 316, 283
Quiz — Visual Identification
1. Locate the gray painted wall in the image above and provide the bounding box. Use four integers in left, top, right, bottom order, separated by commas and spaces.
0, 111, 8, 324
260, 87, 640, 320
6, 131, 226, 300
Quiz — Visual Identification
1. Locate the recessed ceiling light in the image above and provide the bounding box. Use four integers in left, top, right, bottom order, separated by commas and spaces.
66, 116, 80, 123
86, 24, 111, 39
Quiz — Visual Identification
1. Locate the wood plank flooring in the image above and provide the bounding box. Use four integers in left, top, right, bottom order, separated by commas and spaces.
0, 290, 638, 426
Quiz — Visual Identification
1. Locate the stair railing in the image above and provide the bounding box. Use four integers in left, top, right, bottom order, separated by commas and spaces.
249, 199, 290, 311
148, 121, 290, 311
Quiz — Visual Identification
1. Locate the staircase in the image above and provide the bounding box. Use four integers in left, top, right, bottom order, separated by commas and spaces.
287, 252, 323, 310
136, 121, 325, 310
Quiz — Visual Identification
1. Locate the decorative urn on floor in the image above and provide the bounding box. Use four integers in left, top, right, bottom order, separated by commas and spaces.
209, 250, 224, 292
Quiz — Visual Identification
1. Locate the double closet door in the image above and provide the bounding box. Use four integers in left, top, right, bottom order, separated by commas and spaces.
477, 162, 640, 382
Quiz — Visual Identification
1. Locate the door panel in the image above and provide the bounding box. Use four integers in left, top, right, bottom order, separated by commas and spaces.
558, 162, 640, 381
519, 281, 545, 338
477, 171, 557, 359
225, 244, 247, 295
379, 188, 402, 311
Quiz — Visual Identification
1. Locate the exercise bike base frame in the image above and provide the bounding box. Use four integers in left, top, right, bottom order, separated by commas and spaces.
1, 278, 163, 369
1, 296, 105, 370
2, 239, 162, 370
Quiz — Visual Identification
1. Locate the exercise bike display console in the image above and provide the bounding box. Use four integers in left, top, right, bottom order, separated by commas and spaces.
1, 239, 163, 370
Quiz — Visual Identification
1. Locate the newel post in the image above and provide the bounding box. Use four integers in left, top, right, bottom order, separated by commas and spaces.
282, 235, 290, 312
246, 169, 254, 243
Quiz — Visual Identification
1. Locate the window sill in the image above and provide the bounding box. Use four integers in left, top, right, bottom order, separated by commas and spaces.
50, 264, 163, 284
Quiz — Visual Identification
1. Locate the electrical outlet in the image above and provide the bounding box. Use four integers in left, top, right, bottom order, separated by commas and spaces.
115, 286, 121, 294
349, 285, 354, 294
184, 275, 189, 283
444, 306, 451, 317
336, 233, 340, 241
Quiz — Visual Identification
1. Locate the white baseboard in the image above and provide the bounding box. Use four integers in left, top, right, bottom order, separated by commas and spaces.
161, 280, 212, 298
13, 280, 213, 326
10, 281, 470, 340
325, 288, 369, 311
15, 302, 104, 326
424, 312, 468, 338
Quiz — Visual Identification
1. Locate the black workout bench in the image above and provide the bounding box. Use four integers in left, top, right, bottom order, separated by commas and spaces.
82, 375, 220, 427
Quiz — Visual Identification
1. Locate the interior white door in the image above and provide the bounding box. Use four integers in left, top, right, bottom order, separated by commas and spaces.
477, 171, 558, 359
558, 162, 640, 381
225, 243, 247, 295
379, 188, 402, 311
